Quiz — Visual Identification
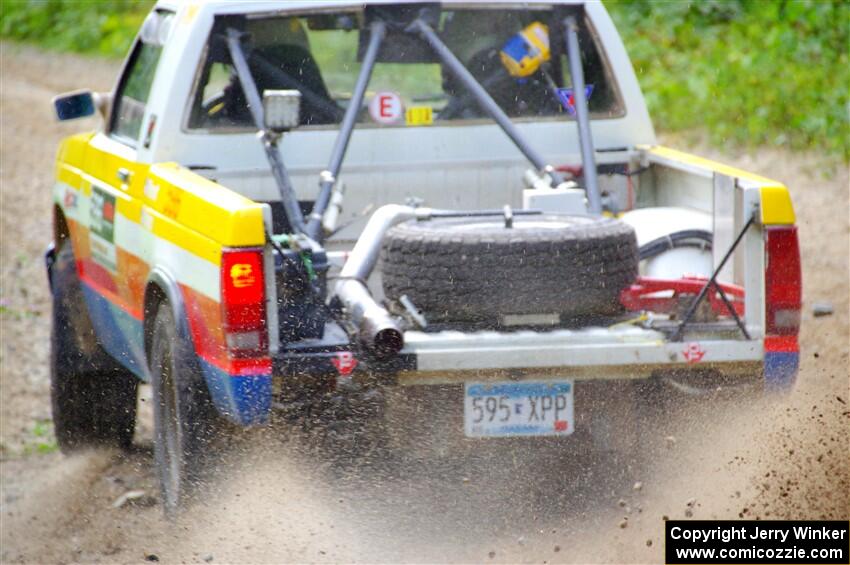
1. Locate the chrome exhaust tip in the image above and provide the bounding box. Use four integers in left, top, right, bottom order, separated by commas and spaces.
366, 324, 404, 359
333, 205, 421, 359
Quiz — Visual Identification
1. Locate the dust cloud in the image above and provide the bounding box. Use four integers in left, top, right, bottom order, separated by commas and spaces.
1, 44, 847, 564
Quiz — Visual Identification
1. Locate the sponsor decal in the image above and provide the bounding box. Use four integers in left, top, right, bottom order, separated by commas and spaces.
683, 342, 706, 364
332, 351, 358, 377
368, 91, 403, 125
143, 178, 160, 202
63, 189, 78, 209
405, 106, 433, 126
162, 186, 181, 219
555, 85, 594, 115
89, 186, 117, 271
143, 114, 156, 149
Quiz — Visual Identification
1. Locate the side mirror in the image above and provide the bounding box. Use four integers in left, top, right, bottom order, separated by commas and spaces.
262, 90, 301, 132
53, 90, 95, 121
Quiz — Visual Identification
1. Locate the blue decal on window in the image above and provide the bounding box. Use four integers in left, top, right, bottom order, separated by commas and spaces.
556, 85, 594, 115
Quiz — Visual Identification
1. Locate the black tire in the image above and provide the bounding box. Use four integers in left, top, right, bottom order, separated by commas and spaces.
149, 302, 222, 515
381, 215, 638, 324
50, 240, 137, 452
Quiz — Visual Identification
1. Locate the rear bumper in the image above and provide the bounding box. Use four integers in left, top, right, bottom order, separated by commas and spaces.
395, 325, 764, 385
272, 324, 780, 385
261, 324, 799, 427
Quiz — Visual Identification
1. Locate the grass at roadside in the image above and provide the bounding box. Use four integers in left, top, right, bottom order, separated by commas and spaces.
606, 0, 849, 161
0, 0, 847, 159
0, 0, 149, 58
0, 418, 58, 458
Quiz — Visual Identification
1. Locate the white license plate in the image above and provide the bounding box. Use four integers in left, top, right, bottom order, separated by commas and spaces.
464, 381, 574, 438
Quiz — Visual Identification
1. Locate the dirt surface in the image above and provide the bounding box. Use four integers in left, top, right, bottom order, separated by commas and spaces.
0, 44, 847, 564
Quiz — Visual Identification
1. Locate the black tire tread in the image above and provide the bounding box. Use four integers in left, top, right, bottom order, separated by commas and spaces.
50, 241, 137, 452
150, 303, 223, 514
381, 215, 638, 323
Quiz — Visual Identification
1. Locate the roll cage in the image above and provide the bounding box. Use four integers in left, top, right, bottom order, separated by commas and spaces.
221, 3, 603, 246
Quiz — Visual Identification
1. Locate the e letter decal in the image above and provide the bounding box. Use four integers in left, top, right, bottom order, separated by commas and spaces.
368, 92, 403, 125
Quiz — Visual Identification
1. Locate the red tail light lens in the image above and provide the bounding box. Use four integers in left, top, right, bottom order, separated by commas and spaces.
765, 226, 801, 335
221, 248, 267, 355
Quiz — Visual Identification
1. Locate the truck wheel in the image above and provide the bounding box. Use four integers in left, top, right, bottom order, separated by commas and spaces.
149, 303, 221, 515
50, 240, 137, 452
381, 215, 638, 325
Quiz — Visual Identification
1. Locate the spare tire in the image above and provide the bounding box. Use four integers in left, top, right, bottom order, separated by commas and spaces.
380, 214, 638, 325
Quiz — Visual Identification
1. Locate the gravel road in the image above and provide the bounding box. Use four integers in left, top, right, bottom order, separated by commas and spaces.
0, 43, 847, 564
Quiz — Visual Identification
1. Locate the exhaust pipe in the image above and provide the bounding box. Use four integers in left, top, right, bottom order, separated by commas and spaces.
337, 279, 404, 357
334, 205, 426, 357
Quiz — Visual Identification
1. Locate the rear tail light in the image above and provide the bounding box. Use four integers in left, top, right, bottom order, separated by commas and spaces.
221, 248, 268, 356
765, 226, 801, 335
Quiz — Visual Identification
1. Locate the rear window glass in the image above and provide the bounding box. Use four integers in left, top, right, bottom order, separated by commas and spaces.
187, 7, 622, 130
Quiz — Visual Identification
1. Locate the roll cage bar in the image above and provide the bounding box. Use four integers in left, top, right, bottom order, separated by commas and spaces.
223, 4, 602, 245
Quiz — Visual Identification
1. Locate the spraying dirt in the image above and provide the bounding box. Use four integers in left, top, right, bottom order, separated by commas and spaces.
0, 44, 847, 564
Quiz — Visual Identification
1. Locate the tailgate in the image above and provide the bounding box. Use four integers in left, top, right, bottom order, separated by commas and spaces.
397, 324, 762, 385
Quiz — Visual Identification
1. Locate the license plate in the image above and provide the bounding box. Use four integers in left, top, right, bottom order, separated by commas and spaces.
464, 380, 574, 438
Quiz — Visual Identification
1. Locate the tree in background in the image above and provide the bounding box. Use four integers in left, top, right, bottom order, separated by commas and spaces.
2, 0, 847, 160
1, 0, 150, 57
607, 0, 849, 160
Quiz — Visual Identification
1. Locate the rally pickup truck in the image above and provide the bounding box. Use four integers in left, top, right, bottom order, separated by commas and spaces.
48, 0, 801, 512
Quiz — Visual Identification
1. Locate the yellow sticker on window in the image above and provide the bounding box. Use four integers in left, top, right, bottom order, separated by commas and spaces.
405, 106, 433, 126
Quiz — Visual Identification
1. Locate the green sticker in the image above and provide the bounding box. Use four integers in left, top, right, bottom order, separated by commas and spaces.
90, 187, 116, 243
90, 186, 117, 271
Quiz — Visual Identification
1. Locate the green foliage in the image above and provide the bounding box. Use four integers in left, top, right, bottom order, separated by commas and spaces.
605, 0, 849, 160
23, 419, 58, 455
2, 0, 846, 158
0, 0, 153, 58
306, 27, 444, 105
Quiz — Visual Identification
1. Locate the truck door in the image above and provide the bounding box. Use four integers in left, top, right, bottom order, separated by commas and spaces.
79, 12, 171, 377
